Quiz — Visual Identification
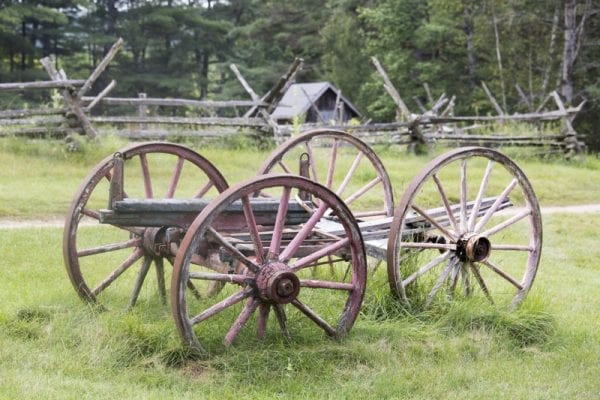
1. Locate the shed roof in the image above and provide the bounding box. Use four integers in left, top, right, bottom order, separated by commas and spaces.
271, 82, 361, 120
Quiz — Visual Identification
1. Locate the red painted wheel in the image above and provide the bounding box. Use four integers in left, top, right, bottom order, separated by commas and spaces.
258, 129, 394, 220
387, 147, 542, 309
63, 142, 228, 308
171, 174, 367, 351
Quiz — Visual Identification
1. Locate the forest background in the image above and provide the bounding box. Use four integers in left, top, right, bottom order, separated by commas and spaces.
0, 0, 598, 149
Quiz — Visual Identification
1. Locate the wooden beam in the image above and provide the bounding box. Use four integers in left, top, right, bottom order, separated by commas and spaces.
0, 108, 68, 119
81, 96, 262, 108
481, 81, 506, 116
300, 87, 326, 123
229, 64, 260, 101
85, 80, 116, 111
371, 56, 411, 119
0, 80, 85, 91
78, 38, 123, 97
40, 56, 97, 139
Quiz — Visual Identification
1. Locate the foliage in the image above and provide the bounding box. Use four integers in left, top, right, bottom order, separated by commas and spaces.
0, 0, 599, 148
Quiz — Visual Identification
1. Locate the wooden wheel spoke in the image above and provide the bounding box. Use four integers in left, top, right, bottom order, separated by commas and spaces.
188, 271, 247, 285
224, 298, 259, 346
241, 195, 265, 264
468, 160, 494, 231
190, 289, 251, 326
491, 244, 534, 251
280, 203, 328, 262
273, 304, 291, 341
460, 159, 468, 233
127, 256, 152, 310
411, 204, 457, 241
336, 152, 364, 197
402, 251, 452, 287
207, 227, 259, 273
432, 174, 459, 233
257, 303, 270, 340
92, 248, 144, 296
186, 280, 203, 301
343, 176, 382, 206
290, 238, 350, 271
449, 261, 461, 296
291, 299, 336, 337
166, 156, 185, 198
82, 208, 100, 220
469, 262, 494, 304
194, 180, 214, 198
325, 139, 339, 189
400, 242, 457, 251
480, 208, 531, 238
155, 257, 167, 304
299, 279, 354, 291
474, 178, 518, 232
481, 260, 523, 290
460, 262, 471, 296
277, 160, 292, 174
139, 153, 153, 198
268, 186, 291, 260
77, 238, 141, 257
425, 258, 457, 307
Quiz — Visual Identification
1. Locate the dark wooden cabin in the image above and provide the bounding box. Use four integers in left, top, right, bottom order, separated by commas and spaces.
271, 82, 361, 124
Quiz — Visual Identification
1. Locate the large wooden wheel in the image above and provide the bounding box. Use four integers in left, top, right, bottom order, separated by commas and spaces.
258, 129, 394, 220
171, 174, 367, 351
387, 147, 542, 309
63, 142, 228, 308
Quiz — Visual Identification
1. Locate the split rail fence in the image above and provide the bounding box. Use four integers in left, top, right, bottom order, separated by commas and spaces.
0, 39, 587, 156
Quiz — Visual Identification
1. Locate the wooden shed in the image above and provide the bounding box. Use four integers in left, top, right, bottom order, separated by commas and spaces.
271, 82, 361, 124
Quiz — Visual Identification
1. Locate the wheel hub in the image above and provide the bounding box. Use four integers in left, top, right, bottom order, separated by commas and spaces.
456, 234, 491, 262
255, 262, 300, 304
143, 227, 183, 257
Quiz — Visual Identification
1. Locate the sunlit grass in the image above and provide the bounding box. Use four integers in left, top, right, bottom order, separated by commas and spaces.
1, 136, 600, 398
0, 213, 599, 398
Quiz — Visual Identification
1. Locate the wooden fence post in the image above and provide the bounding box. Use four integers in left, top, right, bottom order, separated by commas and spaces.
139, 93, 148, 131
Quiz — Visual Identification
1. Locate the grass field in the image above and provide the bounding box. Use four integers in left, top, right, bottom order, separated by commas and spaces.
1, 136, 599, 399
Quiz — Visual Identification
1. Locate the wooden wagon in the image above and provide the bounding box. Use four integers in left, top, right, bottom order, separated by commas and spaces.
63, 129, 542, 351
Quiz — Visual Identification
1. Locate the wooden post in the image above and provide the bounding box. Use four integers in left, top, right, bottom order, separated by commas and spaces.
139, 93, 148, 131
550, 91, 583, 155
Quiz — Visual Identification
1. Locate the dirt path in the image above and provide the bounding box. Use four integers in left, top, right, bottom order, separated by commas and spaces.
2, 204, 600, 230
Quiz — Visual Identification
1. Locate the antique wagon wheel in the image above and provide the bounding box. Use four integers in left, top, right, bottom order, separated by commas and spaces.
171, 175, 367, 351
63, 142, 229, 308
387, 147, 542, 309
258, 129, 394, 220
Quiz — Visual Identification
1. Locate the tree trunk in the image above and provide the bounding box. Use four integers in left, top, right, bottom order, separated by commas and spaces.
492, 14, 507, 112
541, 5, 560, 99
104, 0, 119, 55
561, 0, 591, 104
196, 49, 210, 99
21, 21, 27, 71
463, 4, 477, 85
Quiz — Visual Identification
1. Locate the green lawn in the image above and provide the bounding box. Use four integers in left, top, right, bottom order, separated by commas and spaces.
1, 137, 599, 399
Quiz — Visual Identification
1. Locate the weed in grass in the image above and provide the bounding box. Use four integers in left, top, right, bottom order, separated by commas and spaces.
0, 307, 53, 341
435, 296, 555, 349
